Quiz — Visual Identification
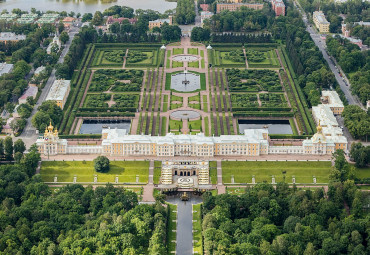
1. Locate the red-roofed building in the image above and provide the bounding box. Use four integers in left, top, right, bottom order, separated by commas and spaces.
200, 4, 210, 12
106, 16, 137, 28
271, 0, 285, 16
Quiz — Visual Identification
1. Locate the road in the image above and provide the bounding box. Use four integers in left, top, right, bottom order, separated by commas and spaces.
294, 1, 364, 109
166, 195, 202, 255
17, 26, 80, 149
179, 1, 201, 36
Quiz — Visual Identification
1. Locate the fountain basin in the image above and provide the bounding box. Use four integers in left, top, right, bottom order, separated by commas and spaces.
171, 110, 200, 120
172, 55, 200, 62
171, 72, 200, 92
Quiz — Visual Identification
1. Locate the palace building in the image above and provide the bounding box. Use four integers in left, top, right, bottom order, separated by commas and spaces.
36, 123, 347, 157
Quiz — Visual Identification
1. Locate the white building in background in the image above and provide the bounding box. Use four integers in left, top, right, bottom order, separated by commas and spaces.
34, 66, 46, 76
200, 11, 214, 25
311, 91, 348, 152
0, 63, 14, 77
45, 79, 71, 109
47, 35, 61, 54
0, 32, 26, 43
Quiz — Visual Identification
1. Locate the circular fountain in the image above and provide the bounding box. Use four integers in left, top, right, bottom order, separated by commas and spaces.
170, 70, 201, 92
170, 110, 200, 120
172, 54, 200, 62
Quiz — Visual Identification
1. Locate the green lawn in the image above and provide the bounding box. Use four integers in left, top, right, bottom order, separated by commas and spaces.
167, 203, 177, 255
189, 94, 200, 103
173, 48, 184, 55
188, 48, 198, 55
163, 95, 168, 112
172, 61, 183, 68
193, 203, 203, 254
354, 166, 370, 179
171, 95, 183, 103
166, 50, 171, 68
226, 187, 246, 195
41, 161, 149, 183
200, 50, 205, 68
170, 103, 182, 110
161, 117, 167, 136
154, 167, 161, 184
169, 119, 183, 131
222, 161, 332, 184
188, 120, 202, 131
188, 61, 199, 68
204, 117, 209, 136
209, 165, 217, 184
202, 95, 208, 112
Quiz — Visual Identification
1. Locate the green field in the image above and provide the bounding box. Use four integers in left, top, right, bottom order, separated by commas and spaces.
354, 166, 370, 179
188, 48, 198, 55
167, 203, 177, 255
193, 203, 203, 254
41, 161, 149, 183
222, 161, 332, 184
173, 48, 184, 55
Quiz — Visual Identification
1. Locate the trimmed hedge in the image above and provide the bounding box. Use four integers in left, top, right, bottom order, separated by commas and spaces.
78, 107, 137, 112
232, 107, 291, 112
233, 112, 294, 117
76, 112, 135, 117
59, 45, 95, 134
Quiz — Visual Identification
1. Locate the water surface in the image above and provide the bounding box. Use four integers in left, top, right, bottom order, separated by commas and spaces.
0, 0, 176, 13
238, 119, 293, 135
79, 120, 131, 134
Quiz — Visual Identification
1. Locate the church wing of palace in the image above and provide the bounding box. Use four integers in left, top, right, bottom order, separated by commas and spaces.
37, 122, 347, 157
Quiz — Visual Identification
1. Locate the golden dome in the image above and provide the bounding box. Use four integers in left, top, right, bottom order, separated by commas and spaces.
317, 120, 322, 133
48, 121, 54, 132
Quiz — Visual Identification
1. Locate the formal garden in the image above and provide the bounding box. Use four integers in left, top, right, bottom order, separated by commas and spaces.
226, 68, 282, 92
91, 44, 164, 68
245, 47, 280, 68
88, 69, 143, 92
91, 48, 126, 67
208, 47, 246, 67
126, 49, 159, 67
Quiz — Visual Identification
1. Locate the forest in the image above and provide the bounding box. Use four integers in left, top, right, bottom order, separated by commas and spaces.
175, 0, 196, 25
202, 182, 368, 254
209, 6, 271, 32
0, 145, 168, 254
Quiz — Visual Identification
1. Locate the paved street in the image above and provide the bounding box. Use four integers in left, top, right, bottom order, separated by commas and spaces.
166, 196, 202, 255
294, 0, 364, 109
17, 26, 80, 149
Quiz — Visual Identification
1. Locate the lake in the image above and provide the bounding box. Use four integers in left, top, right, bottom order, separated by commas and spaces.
238, 119, 293, 135
0, 0, 176, 14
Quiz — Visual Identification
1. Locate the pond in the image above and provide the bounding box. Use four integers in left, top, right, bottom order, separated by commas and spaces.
238, 119, 293, 135
79, 120, 131, 134
0, 0, 176, 14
